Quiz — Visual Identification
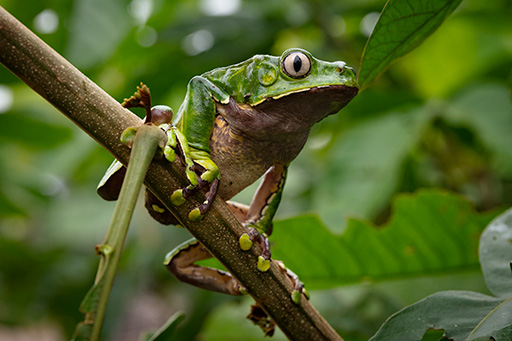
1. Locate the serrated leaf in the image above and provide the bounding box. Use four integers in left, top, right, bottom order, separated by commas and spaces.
358, 0, 463, 89
272, 190, 498, 289
479, 208, 512, 298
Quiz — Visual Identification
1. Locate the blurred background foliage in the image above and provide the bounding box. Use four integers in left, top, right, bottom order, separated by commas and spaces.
0, 0, 511, 340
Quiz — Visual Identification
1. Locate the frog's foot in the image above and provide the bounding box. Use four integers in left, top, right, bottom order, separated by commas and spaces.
165, 238, 246, 296
239, 226, 272, 272
275, 260, 309, 304
169, 148, 221, 222
247, 304, 275, 337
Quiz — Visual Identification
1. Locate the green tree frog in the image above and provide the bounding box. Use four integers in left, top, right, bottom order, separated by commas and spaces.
98, 48, 358, 302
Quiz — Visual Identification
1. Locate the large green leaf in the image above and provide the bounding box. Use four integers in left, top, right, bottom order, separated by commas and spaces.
370, 207, 512, 340
358, 0, 463, 90
272, 190, 498, 290
370, 291, 507, 340
479, 208, 512, 298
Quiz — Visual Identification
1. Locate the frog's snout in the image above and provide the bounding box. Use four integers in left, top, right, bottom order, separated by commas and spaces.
335, 63, 358, 88
341, 67, 356, 78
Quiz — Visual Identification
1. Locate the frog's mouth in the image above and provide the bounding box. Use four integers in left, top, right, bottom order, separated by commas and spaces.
257, 84, 358, 121
218, 84, 358, 138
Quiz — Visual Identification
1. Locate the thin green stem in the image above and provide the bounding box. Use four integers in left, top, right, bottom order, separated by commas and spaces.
88, 125, 166, 340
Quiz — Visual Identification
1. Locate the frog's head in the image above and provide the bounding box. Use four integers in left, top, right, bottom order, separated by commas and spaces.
243, 48, 359, 133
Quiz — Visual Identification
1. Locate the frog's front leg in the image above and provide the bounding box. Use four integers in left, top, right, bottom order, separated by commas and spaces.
164, 238, 245, 296
170, 76, 230, 221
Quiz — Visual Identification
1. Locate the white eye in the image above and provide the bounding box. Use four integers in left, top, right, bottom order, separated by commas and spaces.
281, 51, 311, 78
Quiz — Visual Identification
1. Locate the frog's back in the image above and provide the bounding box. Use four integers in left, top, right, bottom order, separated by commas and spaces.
202, 54, 275, 104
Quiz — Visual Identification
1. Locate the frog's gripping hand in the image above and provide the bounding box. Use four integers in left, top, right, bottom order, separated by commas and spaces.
163, 130, 221, 222
165, 76, 227, 221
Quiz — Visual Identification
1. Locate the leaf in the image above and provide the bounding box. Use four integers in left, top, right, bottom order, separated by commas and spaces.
371, 207, 512, 340
479, 208, 512, 298
395, 16, 510, 98
465, 297, 512, 341
272, 189, 498, 290
358, 0, 463, 89
369, 291, 503, 341
421, 328, 452, 341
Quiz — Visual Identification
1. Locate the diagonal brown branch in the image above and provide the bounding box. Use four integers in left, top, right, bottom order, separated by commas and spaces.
0, 6, 342, 340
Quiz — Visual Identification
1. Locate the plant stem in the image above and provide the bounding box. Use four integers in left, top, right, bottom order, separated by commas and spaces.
0, 7, 342, 340
87, 125, 165, 340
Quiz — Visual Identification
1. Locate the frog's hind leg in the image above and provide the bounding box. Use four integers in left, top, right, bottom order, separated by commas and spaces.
164, 238, 244, 296
226, 201, 250, 221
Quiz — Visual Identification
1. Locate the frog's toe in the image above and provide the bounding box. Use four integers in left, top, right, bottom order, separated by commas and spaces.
240, 226, 272, 271
171, 189, 186, 206
257, 256, 271, 272
276, 260, 308, 304
291, 286, 309, 304
239, 233, 253, 251
291, 282, 306, 304
188, 207, 203, 222
187, 177, 219, 221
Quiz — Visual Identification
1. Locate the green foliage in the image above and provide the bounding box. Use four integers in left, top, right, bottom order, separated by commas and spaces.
0, 0, 511, 340
371, 209, 512, 340
272, 190, 499, 289
358, 0, 464, 89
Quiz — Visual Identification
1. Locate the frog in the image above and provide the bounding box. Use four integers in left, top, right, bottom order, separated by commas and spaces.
98, 48, 358, 304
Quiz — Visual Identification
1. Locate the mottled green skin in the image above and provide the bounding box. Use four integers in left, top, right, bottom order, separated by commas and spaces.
203, 50, 357, 106
173, 48, 359, 200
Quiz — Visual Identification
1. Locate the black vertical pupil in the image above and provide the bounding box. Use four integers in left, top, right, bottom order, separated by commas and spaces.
293, 55, 302, 72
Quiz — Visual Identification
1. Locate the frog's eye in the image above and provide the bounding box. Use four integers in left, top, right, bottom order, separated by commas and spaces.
281, 51, 311, 79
